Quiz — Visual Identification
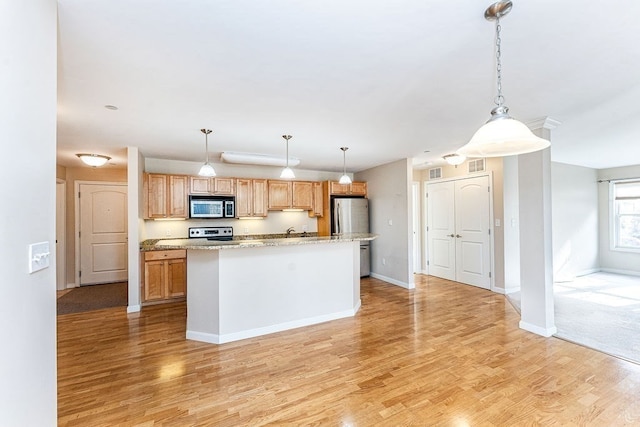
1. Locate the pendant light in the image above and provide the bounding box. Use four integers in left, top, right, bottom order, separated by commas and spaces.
339, 147, 352, 185
198, 129, 216, 177
457, 1, 549, 158
280, 134, 295, 179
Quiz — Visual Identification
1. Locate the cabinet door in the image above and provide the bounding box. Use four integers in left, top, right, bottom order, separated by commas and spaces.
292, 181, 313, 210
350, 182, 367, 196
252, 179, 268, 217
310, 181, 323, 217
329, 181, 349, 195
213, 178, 236, 195
235, 178, 252, 217
146, 174, 168, 218
267, 180, 292, 210
168, 175, 188, 218
167, 258, 186, 298
144, 260, 166, 301
189, 177, 211, 194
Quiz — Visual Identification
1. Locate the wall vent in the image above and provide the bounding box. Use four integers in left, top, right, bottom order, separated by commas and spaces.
429, 167, 442, 180
468, 158, 485, 173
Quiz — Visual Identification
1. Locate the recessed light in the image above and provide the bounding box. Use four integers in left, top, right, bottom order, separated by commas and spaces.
104, 105, 118, 110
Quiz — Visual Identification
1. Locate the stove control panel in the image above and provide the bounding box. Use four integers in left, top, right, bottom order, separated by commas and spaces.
189, 226, 234, 240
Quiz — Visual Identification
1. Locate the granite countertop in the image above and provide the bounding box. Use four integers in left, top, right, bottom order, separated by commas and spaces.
140, 233, 377, 251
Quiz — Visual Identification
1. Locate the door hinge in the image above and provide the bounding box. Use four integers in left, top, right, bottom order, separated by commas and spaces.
78, 191, 81, 198
488, 186, 490, 192
79, 270, 82, 277
427, 260, 429, 266
488, 229, 491, 235
79, 231, 81, 238
489, 272, 492, 278
426, 226, 429, 232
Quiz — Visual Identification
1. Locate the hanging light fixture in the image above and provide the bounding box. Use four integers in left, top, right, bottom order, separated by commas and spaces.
280, 134, 295, 179
443, 153, 466, 166
339, 147, 352, 185
76, 153, 111, 167
457, 1, 550, 158
198, 128, 216, 177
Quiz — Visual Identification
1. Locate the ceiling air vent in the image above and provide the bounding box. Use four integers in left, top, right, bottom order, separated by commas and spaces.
468, 159, 485, 173
429, 167, 442, 180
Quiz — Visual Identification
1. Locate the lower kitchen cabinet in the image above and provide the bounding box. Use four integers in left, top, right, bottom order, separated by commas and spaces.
143, 249, 186, 303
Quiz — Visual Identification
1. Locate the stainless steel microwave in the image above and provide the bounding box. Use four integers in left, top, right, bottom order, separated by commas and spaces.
189, 195, 235, 218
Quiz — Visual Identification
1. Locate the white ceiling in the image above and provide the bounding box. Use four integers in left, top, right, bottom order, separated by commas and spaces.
56, 0, 640, 173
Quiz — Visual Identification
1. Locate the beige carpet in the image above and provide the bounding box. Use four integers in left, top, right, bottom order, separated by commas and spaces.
57, 282, 128, 315
508, 272, 640, 364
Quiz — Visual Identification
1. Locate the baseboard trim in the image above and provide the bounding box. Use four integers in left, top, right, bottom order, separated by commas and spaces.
600, 268, 640, 277
187, 302, 361, 345
370, 273, 414, 289
576, 268, 601, 277
519, 320, 557, 337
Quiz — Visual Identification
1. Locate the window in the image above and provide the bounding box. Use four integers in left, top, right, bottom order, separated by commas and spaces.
612, 180, 640, 251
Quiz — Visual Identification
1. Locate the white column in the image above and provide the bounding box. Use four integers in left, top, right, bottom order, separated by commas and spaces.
517, 117, 560, 337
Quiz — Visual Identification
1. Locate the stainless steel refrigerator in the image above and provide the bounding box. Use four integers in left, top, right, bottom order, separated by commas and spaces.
332, 197, 370, 277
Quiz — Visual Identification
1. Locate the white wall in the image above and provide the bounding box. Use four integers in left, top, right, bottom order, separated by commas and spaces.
597, 164, 640, 274
551, 162, 599, 280
357, 159, 414, 288
0, 0, 58, 424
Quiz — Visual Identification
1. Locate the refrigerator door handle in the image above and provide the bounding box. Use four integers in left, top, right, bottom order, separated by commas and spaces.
335, 202, 341, 235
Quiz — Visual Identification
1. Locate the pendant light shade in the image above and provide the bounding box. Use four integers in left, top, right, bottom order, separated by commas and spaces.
339, 147, 352, 184
457, 1, 550, 158
198, 129, 216, 177
280, 135, 295, 179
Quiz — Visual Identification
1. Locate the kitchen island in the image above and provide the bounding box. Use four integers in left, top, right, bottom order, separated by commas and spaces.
142, 234, 376, 344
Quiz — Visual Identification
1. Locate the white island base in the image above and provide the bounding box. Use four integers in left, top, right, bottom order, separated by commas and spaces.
186, 241, 361, 344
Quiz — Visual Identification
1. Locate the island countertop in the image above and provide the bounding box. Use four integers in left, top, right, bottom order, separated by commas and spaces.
140, 233, 377, 251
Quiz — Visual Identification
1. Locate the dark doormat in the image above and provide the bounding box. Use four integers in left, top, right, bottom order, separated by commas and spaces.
57, 282, 128, 315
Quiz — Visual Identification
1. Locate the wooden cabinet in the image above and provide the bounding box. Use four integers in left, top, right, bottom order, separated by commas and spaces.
309, 181, 323, 217
329, 181, 367, 196
236, 178, 268, 218
143, 250, 187, 303
189, 177, 236, 196
144, 173, 188, 219
267, 180, 314, 210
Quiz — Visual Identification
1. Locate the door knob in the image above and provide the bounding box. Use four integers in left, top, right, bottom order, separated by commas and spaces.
456, 234, 462, 238
448, 234, 455, 237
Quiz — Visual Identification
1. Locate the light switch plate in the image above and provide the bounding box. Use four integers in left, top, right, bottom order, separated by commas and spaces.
29, 241, 50, 274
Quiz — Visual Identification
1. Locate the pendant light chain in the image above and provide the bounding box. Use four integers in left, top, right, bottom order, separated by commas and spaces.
494, 17, 504, 107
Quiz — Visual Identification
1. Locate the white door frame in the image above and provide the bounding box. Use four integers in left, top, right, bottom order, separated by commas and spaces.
425, 172, 496, 291
74, 180, 127, 287
56, 179, 66, 290
412, 182, 422, 273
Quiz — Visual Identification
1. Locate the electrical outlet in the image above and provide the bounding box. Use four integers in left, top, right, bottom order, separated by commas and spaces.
382, 258, 386, 265
302, 224, 308, 232
243, 227, 249, 234
165, 229, 172, 237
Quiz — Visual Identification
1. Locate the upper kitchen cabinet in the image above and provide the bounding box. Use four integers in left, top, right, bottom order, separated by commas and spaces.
189, 176, 236, 196
236, 178, 268, 218
309, 181, 323, 217
144, 173, 189, 219
329, 181, 367, 197
267, 180, 314, 211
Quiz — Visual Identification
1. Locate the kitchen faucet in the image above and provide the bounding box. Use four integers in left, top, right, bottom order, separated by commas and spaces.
286, 227, 295, 236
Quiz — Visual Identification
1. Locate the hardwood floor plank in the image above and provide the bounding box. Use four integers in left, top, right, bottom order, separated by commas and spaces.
58, 275, 640, 426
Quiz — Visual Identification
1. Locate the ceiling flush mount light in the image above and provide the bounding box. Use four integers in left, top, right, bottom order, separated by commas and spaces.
443, 153, 466, 166
198, 129, 216, 177
457, 1, 550, 158
280, 135, 295, 179
76, 153, 111, 167
339, 147, 352, 185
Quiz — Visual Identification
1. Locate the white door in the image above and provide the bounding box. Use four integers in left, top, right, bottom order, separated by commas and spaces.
79, 183, 128, 285
455, 177, 491, 289
427, 176, 491, 289
427, 180, 456, 280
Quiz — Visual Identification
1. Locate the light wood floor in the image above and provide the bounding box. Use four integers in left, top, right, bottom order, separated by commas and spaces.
57, 275, 640, 426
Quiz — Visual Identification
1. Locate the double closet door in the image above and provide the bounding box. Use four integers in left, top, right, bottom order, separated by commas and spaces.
427, 175, 491, 289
